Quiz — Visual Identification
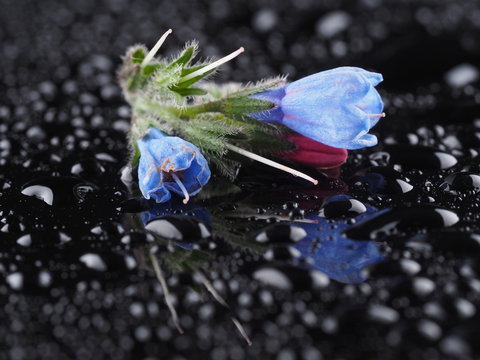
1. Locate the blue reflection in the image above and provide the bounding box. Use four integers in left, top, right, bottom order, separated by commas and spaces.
293, 197, 384, 284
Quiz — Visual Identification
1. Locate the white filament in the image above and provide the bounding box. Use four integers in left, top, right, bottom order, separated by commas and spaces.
226, 143, 319, 185
367, 112, 386, 118
171, 172, 190, 204
141, 29, 173, 67
179, 47, 245, 83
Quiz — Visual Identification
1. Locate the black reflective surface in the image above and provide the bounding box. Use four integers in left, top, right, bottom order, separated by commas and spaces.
2, 1, 480, 359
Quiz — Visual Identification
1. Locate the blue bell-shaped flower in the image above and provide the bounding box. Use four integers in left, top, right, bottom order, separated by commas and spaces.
249, 67, 384, 150
137, 128, 211, 203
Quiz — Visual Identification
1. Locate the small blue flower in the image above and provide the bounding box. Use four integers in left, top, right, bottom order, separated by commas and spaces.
250, 67, 384, 150
137, 128, 211, 203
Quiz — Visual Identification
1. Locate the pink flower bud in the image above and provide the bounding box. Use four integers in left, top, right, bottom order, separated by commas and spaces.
282, 133, 348, 169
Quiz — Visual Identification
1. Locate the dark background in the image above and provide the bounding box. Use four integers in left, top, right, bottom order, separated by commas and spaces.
1, 0, 480, 359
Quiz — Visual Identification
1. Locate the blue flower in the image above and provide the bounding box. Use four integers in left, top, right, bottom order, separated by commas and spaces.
137, 128, 211, 203
293, 197, 384, 284
250, 67, 384, 150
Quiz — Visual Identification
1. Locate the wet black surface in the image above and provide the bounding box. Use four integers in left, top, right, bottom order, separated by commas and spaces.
2, 0, 480, 359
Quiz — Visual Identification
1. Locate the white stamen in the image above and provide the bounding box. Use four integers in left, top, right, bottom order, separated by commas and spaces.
179, 47, 245, 83
141, 29, 173, 67
367, 112, 386, 118
149, 251, 184, 334
170, 172, 190, 204
171, 172, 190, 204
226, 143, 319, 185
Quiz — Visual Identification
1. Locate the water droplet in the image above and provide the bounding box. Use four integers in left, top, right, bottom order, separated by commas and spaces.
345, 207, 459, 240
412, 277, 436, 296
367, 304, 399, 324
409, 231, 480, 254
16, 234, 32, 247
255, 224, 307, 244
319, 195, 367, 218
6, 272, 23, 290
443, 172, 480, 192
417, 319, 442, 341
21, 177, 97, 206
145, 216, 211, 241
79, 253, 107, 272
385, 145, 457, 170
351, 167, 413, 194
263, 246, 301, 262
21, 185, 53, 206
252, 265, 329, 291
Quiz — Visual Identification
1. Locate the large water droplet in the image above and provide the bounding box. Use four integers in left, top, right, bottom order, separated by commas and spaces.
409, 231, 480, 254
319, 195, 367, 218
443, 172, 480, 192
345, 207, 459, 240
385, 145, 457, 170
351, 167, 413, 195
145, 216, 211, 242
21, 177, 97, 206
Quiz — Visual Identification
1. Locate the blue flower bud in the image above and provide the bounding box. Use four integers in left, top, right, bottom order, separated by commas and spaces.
137, 128, 211, 203
249, 67, 384, 150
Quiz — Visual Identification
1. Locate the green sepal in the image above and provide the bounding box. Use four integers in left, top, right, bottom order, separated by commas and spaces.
172, 87, 208, 97
153, 64, 182, 88
213, 97, 274, 117
168, 45, 196, 68
181, 64, 205, 77
176, 70, 216, 89
130, 139, 140, 167
143, 63, 164, 76
131, 48, 146, 64
227, 77, 286, 98
128, 63, 167, 92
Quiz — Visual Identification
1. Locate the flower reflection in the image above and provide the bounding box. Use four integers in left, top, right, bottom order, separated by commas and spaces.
292, 196, 384, 284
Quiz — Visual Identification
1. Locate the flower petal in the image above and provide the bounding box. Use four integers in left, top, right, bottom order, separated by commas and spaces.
281, 72, 372, 148
355, 85, 384, 127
